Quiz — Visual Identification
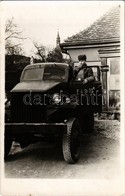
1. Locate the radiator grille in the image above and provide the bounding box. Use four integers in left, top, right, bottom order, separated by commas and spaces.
11, 92, 47, 123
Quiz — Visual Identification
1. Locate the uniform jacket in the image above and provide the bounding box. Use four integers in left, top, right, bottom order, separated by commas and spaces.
73, 63, 95, 83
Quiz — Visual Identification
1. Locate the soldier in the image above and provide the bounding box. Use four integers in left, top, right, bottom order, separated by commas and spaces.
73, 54, 95, 83
73, 55, 95, 133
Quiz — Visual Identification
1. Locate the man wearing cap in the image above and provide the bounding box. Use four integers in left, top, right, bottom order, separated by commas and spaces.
72, 55, 95, 133
73, 54, 95, 84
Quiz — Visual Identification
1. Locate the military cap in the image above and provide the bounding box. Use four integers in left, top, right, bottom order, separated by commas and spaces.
78, 55, 87, 61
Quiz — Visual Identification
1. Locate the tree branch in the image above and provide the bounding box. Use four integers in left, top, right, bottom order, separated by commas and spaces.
5, 17, 27, 55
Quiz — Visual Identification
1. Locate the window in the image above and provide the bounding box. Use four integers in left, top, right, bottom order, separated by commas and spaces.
110, 59, 120, 75
43, 64, 66, 81
107, 58, 120, 90
22, 68, 44, 80
107, 57, 120, 108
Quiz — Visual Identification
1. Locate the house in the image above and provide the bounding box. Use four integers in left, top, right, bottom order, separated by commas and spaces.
60, 6, 120, 111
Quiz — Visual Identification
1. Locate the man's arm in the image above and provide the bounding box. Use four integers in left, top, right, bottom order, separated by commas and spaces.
83, 68, 95, 84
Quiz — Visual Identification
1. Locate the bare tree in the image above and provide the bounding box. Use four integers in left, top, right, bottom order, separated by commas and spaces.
33, 41, 46, 62
5, 17, 26, 55
32, 41, 64, 63
5, 43, 23, 55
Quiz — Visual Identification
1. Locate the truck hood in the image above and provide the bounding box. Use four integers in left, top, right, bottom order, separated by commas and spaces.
11, 81, 62, 92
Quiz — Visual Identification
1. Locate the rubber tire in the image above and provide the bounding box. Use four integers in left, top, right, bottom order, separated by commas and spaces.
4, 138, 12, 159
62, 118, 81, 164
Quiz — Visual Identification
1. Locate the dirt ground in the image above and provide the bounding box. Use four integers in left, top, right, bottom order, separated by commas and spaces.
5, 119, 121, 179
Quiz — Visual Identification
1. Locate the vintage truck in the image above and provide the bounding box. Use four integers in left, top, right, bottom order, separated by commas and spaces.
5, 62, 102, 163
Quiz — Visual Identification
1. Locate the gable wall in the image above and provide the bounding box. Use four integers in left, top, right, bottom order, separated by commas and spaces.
67, 44, 120, 64
68, 48, 99, 61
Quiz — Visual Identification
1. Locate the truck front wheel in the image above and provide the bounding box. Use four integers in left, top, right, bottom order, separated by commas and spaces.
62, 118, 81, 164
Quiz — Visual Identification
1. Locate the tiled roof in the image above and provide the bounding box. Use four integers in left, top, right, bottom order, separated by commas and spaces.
64, 6, 120, 44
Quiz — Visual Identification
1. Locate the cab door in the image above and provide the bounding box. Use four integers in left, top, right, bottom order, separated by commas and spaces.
70, 66, 102, 113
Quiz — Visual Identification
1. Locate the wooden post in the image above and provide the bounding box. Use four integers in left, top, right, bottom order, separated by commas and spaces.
101, 66, 109, 111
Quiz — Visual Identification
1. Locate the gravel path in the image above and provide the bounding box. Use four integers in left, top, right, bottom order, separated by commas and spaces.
94, 119, 120, 140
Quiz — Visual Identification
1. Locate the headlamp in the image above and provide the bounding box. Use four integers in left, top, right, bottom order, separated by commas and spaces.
65, 97, 70, 104
52, 93, 61, 104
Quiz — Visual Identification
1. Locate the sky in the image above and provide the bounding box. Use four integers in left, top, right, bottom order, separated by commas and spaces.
2, 1, 121, 56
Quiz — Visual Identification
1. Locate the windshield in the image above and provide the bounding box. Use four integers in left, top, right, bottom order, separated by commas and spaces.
22, 64, 66, 81
43, 64, 66, 81
22, 68, 44, 80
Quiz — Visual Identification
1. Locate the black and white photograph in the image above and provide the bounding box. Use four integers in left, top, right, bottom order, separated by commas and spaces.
0, 1, 124, 196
